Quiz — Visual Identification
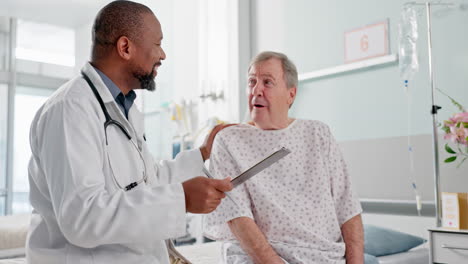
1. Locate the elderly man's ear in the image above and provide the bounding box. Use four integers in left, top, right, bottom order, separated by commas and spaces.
288, 87, 297, 106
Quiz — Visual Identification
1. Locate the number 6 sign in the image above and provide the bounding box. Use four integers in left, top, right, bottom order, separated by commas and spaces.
344, 20, 389, 63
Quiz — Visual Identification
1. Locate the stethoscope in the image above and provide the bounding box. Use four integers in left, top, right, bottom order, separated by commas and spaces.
81, 71, 147, 191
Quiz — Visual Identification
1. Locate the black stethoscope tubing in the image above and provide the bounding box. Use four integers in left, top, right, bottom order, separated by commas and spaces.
81, 71, 146, 191
81, 71, 131, 144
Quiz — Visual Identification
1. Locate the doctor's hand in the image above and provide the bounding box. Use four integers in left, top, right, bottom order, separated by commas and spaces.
182, 176, 233, 213
199, 123, 236, 161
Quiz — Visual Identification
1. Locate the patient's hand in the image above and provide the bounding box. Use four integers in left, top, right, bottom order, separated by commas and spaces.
199, 123, 236, 161
182, 176, 232, 213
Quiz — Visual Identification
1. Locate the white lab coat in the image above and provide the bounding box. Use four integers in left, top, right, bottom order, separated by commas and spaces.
26, 62, 203, 264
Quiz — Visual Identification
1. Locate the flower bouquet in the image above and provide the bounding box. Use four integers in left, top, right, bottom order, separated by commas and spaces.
440, 91, 468, 167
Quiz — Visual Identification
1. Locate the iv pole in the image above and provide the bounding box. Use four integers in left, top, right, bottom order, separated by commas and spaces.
410, 1, 450, 227
425, 2, 442, 227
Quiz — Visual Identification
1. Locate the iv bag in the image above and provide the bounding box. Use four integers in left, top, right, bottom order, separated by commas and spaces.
398, 4, 419, 81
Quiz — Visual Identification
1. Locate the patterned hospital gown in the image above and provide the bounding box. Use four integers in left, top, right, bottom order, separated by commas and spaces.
203, 119, 362, 264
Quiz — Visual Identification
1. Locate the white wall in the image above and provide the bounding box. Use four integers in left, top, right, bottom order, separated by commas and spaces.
0, 17, 8, 71
251, 0, 286, 54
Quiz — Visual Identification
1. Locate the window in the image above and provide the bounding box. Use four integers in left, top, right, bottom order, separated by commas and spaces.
16, 20, 75, 67
198, 0, 243, 124
0, 84, 7, 215
0, 28, 7, 71
12, 86, 53, 214
0, 17, 73, 215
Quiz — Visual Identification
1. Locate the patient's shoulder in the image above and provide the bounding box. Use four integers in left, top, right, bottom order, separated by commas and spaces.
214, 123, 260, 146
300, 119, 330, 130
215, 124, 247, 139
299, 119, 334, 138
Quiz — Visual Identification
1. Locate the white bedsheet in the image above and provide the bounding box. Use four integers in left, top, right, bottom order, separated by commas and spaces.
378, 248, 429, 264
177, 242, 222, 264
0, 259, 24, 264
0, 242, 223, 264
0, 242, 430, 264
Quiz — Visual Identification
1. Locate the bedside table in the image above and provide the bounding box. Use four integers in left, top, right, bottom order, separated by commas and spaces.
429, 228, 468, 264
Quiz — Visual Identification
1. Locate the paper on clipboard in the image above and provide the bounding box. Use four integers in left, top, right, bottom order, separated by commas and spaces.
231, 147, 291, 188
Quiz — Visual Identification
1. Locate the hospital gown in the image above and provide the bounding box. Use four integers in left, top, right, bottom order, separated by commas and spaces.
203, 119, 362, 264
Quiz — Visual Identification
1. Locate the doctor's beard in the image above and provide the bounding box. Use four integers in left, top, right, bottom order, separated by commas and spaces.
133, 62, 159, 91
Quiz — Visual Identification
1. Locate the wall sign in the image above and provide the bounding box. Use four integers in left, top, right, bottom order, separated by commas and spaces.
344, 20, 389, 63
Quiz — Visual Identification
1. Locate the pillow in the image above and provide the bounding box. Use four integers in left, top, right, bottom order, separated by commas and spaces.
364, 224, 426, 257
364, 253, 379, 264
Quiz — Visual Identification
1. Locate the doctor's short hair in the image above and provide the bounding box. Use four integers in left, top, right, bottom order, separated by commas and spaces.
248, 51, 298, 89
91, 0, 153, 61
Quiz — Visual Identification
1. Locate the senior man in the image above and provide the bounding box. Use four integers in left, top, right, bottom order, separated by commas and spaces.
204, 51, 363, 264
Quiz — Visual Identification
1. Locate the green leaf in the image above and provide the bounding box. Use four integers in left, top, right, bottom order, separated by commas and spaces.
445, 156, 457, 163
464, 122, 468, 128
451, 99, 465, 112
466, 136, 468, 142
442, 126, 450, 133
436, 88, 466, 112
445, 144, 456, 154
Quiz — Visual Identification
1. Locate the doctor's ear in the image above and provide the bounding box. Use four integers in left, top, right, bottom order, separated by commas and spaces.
115, 36, 132, 60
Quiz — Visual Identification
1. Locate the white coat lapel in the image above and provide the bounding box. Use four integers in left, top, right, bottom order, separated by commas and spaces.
81, 62, 136, 139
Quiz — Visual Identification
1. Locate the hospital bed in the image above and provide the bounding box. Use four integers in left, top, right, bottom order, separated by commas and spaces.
0, 243, 430, 264
378, 248, 428, 264
0, 214, 429, 264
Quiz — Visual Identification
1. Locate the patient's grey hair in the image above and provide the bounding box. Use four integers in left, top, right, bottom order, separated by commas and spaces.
248, 51, 298, 89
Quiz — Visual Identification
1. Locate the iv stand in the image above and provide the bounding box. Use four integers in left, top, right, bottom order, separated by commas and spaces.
425, 2, 442, 227
411, 1, 450, 227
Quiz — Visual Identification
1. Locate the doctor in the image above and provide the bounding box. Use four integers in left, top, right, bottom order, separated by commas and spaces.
26, 1, 232, 263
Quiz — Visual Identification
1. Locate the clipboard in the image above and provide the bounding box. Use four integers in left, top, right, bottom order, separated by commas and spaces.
231, 147, 291, 188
